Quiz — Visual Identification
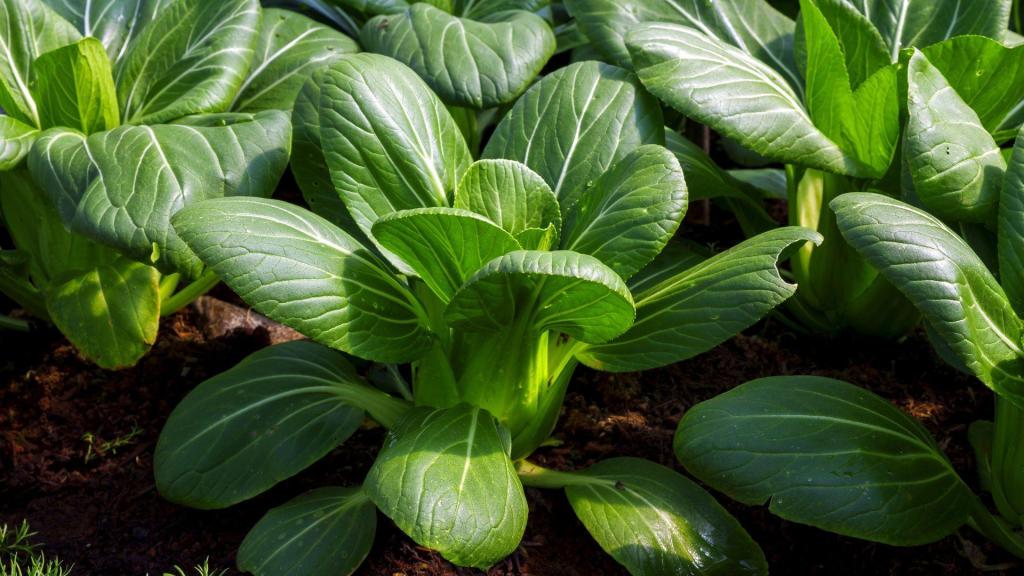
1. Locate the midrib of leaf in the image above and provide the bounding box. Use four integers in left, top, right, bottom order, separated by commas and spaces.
114, 1, 147, 63
552, 74, 602, 197
942, 0, 963, 39
167, 384, 344, 455
221, 208, 426, 319
228, 24, 321, 110
718, 413, 946, 458
853, 198, 1022, 361
0, 29, 38, 126
119, 5, 195, 118
254, 498, 352, 570
579, 477, 689, 560
458, 408, 479, 492
890, 0, 910, 60
657, 24, 808, 123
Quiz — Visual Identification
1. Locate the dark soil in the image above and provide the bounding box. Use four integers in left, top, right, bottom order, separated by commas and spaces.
0, 208, 1018, 576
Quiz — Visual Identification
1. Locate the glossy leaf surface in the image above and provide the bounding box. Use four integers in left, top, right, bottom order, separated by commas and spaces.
568, 457, 768, 576
361, 4, 555, 109
365, 404, 527, 569
578, 227, 820, 372
238, 486, 377, 576
446, 250, 635, 344
483, 60, 663, 213
172, 197, 434, 362
676, 376, 974, 545
155, 341, 367, 508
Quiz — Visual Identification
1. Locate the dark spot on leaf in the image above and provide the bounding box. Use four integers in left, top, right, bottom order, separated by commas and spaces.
614, 481, 626, 491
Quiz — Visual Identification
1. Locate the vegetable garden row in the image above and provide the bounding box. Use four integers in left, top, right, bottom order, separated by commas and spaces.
1, 0, 1023, 574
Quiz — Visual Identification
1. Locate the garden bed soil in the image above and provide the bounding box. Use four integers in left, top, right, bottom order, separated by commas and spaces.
0, 207, 1018, 575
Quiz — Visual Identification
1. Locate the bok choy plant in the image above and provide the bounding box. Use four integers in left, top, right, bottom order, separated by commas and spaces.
0, 0, 357, 367
569, 0, 1023, 338
154, 54, 821, 575
668, 52, 1024, 561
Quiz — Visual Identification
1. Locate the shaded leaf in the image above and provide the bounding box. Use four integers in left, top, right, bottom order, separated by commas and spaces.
578, 227, 820, 372
446, 250, 635, 344
676, 376, 974, 545
238, 486, 376, 576
1000, 126, 1024, 315
832, 193, 1024, 405
155, 341, 368, 508
568, 458, 767, 576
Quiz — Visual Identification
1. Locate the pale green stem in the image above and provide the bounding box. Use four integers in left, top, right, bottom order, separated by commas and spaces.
0, 314, 30, 331
161, 270, 220, 317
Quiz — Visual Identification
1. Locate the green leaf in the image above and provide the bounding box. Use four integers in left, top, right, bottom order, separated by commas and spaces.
230, 8, 358, 112
446, 250, 635, 344
329, 0, 409, 17
483, 60, 663, 213
29, 110, 291, 277
832, 193, 1024, 405
172, 197, 434, 363
905, 50, 1005, 223
365, 404, 527, 570
564, 0, 801, 93
800, 0, 898, 177
238, 486, 377, 576
0, 115, 37, 169
372, 207, 522, 303
664, 131, 777, 236
361, 4, 554, 109
155, 341, 369, 508
0, 168, 159, 369
921, 36, 1024, 143
561, 144, 687, 280
675, 376, 974, 545
317, 54, 472, 249
1001, 127, 1024, 315
47, 255, 159, 370
453, 159, 561, 237
567, 457, 767, 576
290, 69, 363, 238
846, 0, 1010, 60
43, 0, 186, 65
514, 223, 557, 251
30, 37, 119, 133
0, 0, 81, 126
114, 0, 260, 124
803, 0, 890, 88
626, 23, 865, 177
577, 227, 820, 372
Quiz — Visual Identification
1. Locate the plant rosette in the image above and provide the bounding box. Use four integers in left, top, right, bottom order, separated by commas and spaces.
574, 0, 1023, 338
0, 0, 358, 367
673, 112, 1024, 561
154, 53, 822, 576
